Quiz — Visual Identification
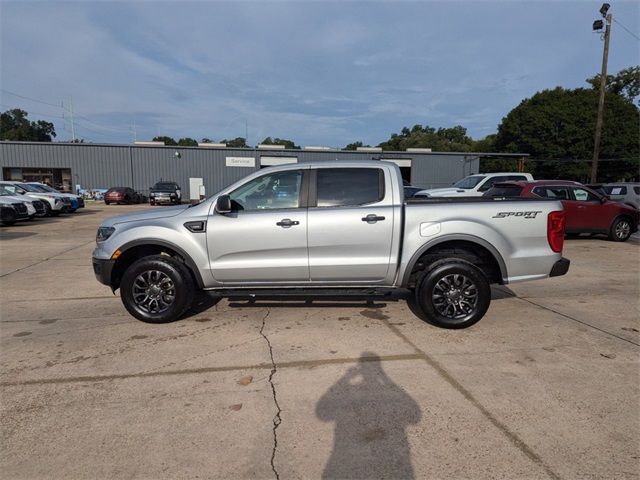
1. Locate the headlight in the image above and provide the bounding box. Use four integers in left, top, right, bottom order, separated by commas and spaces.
96, 226, 115, 242
55, 199, 62, 205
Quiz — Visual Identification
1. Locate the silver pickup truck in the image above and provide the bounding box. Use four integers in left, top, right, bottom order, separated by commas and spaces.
93, 161, 569, 328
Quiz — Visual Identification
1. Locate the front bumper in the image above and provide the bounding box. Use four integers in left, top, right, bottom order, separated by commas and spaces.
549, 257, 570, 277
93, 256, 115, 286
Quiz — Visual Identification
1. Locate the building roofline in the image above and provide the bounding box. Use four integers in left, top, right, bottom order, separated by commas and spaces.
0, 140, 530, 157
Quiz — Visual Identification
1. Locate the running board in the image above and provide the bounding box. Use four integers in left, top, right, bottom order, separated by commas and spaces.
205, 287, 407, 302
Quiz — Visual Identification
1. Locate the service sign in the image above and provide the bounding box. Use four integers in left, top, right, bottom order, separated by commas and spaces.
226, 156, 256, 168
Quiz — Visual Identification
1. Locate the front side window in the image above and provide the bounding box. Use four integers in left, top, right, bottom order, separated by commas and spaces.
572, 188, 598, 202
230, 170, 302, 211
316, 168, 384, 207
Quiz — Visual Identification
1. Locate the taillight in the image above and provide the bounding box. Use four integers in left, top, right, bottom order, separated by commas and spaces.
547, 210, 565, 253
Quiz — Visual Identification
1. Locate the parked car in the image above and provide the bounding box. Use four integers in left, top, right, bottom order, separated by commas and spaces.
149, 182, 182, 205
483, 180, 639, 242
104, 187, 141, 205
93, 161, 569, 328
415, 172, 534, 198
0, 195, 35, 225
601, 183, 639, 210
27, 182, 85, 210
0, 184, 42, 220
0, 181, 67, 216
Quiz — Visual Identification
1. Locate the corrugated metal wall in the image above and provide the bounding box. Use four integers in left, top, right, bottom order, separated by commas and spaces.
0, 142, 480, 194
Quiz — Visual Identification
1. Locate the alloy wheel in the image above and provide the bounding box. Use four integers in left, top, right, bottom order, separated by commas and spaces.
132, 270, 176, 314
432, 273, 478, 319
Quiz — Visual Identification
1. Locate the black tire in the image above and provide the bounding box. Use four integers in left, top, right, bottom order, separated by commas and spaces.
120, 255, 194, 323
608, 217, 633, 242
105, 201, 110, 205
42, 202, 52, 216
414, 258, 491, 329
51, 210, 61, 217
565, 233, 581, 238
150, 200, 155, 206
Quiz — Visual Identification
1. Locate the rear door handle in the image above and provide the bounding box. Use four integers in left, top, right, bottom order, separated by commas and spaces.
276, 218, 300, 227
362, 214, 386, 223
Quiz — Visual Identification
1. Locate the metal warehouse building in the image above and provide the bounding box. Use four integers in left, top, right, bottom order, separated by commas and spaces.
0, 141, 526, 195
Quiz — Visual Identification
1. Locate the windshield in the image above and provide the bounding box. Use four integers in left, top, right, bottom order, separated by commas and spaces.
153, 183, 176, 189
16, 183, 42, 193
0, 185, 17, 196
453, 175, 485, 189
30, 183, 57, 193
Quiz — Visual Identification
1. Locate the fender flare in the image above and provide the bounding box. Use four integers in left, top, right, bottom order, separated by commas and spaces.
400, 233, 508, 287
117, 239, 205, 288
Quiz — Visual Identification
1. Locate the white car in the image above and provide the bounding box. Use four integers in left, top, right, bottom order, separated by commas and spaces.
0, 181, 66, 216
0, 189, 37, 219
415, 172, 534, 197
26, 182, 85, 210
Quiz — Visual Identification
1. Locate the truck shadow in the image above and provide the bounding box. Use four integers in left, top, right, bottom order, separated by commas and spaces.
316, 352, 421, 479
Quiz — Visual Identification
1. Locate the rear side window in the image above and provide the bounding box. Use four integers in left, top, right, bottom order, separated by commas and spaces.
316, 168, 384, 207
634, 187, 640, 195
482, 185, 523, 197
603, 186, 627, 195
533, 186, 570, 200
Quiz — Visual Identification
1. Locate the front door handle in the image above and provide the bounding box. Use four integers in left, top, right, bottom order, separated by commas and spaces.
362, 214, 386, 223
276, 218, 300, 228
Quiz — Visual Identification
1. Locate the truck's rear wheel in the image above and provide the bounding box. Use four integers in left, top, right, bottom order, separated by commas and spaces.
120, 255, 194, 323
414, 259, 490, 329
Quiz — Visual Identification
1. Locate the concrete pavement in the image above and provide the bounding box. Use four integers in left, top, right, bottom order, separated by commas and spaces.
1, 203, 638, 479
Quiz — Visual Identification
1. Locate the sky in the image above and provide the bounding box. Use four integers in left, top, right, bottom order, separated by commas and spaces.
1, 0, 638, 147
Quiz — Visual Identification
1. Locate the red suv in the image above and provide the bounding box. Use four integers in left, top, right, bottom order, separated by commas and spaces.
484, 180, 639, 242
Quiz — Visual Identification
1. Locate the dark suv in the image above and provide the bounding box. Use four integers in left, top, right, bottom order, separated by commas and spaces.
149, 182, 182, 205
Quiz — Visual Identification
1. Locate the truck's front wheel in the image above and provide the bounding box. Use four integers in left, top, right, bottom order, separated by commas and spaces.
120, 255, 194, 323
414, 259, 490, 329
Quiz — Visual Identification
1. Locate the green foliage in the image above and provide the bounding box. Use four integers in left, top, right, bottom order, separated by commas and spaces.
586, 66, 639, 104
377, 124, 473, 152
221, 137, 249, 148
342, 141, 369, 151
495, 86, 639, 180
260, 137, 300, 149
152, 136, 178, 146
177, 137, 198, 147
0, 109, 56, 141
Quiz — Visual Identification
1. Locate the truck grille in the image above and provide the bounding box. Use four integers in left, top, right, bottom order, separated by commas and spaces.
62, 197, 71, 205
11, 202, 28, 215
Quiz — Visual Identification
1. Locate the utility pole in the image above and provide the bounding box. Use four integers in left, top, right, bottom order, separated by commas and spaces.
62, 98, 77, 142
591, 4, 612, 183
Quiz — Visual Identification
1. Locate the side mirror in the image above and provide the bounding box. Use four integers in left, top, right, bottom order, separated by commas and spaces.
215, 194, 232, 214
600, 195, 609, 204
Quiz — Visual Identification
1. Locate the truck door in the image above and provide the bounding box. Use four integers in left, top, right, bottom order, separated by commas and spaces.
307, 167, 394, 282
207, 168, 310, 283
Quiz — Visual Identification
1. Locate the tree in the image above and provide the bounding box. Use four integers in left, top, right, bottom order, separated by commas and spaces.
152, 136, 178, 146
260, 136, 300, 149
0, 109, 56, 141
221, 137, 249, 148
377, 124, 473, 152
586, 66, 639, 104
495, 87, 639, 181
343, 141, 369, 150
177, 137, 198, 146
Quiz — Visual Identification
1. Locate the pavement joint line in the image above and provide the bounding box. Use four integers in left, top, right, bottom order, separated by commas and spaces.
516, 297, 640, 347
378, 316, 562, 480
0, 240, 95, 278
259, 309, 281, 480
0, 353, 425, 388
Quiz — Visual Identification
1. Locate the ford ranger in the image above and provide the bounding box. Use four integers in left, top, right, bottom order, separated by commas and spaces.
93, 161, 569, 329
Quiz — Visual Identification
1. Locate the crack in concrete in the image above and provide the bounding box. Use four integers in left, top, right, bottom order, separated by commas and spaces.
259, 309, 281, 480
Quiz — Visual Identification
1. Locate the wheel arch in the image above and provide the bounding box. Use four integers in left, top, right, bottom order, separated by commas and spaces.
110, 239, 204, 290
400, 234, 508, 288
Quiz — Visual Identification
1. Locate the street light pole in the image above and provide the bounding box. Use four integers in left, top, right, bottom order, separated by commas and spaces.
591, 7, 612, 183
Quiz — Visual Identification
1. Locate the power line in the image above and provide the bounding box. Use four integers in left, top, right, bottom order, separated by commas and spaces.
1, 89, 62, 108
613, 18, 640, 41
